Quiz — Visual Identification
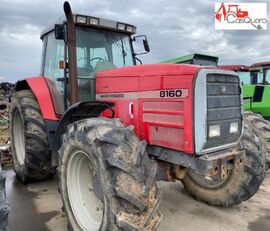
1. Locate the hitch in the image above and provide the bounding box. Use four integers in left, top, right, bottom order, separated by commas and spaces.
200, 149, 245, 178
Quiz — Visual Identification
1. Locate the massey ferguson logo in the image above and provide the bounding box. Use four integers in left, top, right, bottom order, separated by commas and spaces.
215, 3, 267, 30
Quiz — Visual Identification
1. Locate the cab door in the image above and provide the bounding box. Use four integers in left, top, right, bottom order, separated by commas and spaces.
42, 31, 66, 115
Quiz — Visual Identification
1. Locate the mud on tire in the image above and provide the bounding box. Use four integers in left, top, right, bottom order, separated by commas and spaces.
59, 117, 162, 231
181, 121, 266, 206
9, 90, 55, 183
244, 111, 270, 170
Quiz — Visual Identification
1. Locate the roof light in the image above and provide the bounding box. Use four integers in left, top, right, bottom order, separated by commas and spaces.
126, 25, 133, 33
76, 16, 87, 24
133, 27, 137, 33
117, 23, 125, 31
89, 17, 99, 25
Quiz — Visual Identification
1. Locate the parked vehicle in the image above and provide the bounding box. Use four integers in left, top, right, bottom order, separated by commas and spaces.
9, 3, 265, 230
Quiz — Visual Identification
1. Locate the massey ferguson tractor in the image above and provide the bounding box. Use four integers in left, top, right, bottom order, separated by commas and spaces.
9, 2, 266, 230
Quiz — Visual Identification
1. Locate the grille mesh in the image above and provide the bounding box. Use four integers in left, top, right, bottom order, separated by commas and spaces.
204, 74, 242, 149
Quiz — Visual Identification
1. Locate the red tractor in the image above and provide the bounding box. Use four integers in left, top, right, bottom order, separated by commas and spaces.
9, 2, 265, 230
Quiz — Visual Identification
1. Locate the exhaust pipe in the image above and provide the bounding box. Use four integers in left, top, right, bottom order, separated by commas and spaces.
63, 1, 79, 104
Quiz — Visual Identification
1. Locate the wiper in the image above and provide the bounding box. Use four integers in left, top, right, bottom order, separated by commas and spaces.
105, 32, 127, 66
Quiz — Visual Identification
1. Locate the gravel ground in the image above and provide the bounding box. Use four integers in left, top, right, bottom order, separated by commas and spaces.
5, 168, 270, 231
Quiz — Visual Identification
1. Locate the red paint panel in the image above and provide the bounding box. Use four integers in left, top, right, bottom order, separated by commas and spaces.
96, 77, 139, 93
143, 101, 184, 112
97, 64, 200, 78
148, 126, 185, 150
96, 63, 197, 154
143, 113, 184, 125
24, 77, 60, 121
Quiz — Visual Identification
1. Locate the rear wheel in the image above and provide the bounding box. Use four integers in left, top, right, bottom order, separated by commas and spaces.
59, 117, 162, 231
181, 121, 266, 206
9, 90, 55, 183
244, 111, 270, 170
0, 170, 9, 231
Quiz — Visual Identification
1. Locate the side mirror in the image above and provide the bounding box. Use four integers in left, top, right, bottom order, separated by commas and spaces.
143, 39, 150, 53
54, 24, 66, 40
132, 35, 150, 56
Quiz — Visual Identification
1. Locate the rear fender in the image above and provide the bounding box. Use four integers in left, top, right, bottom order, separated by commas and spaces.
15, 77, 59, 121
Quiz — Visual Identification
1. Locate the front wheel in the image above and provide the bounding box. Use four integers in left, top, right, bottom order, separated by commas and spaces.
59, 117, 162, 230
181, 122, 266, 206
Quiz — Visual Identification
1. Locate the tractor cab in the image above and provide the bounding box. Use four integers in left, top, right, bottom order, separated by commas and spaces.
219, 65, 250, 85
249, 62, 270, 85
40, 14, 149, 114
220, 62, 270, 119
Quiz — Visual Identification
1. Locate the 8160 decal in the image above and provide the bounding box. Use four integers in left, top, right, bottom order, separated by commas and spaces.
160, 90, 183, 98
96, 89, 189, 99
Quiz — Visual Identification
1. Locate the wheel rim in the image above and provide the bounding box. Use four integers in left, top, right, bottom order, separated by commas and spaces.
13, 109, 25, 166
188, 170, 232, 189
67, 151, 103, 231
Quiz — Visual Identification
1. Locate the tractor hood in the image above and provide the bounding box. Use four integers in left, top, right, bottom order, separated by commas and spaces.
96, 63, 203, 78
95, 63, 240, 155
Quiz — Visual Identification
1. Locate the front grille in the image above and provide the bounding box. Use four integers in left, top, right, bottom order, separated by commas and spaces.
204, 74, 242, 149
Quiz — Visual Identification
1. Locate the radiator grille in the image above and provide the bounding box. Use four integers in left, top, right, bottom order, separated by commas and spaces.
204, 74, 242, 149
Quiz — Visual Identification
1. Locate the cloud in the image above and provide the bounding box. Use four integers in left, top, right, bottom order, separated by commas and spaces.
0, 0, 269, 83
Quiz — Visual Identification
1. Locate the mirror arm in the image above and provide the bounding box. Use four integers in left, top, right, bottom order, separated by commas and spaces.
135, 57, 142, 65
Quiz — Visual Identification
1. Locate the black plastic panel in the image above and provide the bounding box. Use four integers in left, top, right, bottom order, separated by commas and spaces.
253, 85, 265, 102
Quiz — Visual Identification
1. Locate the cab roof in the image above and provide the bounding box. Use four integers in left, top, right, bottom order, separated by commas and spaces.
40, 14, 137, 39
219, 65, 250, 71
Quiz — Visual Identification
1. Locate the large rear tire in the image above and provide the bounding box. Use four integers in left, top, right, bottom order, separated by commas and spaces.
181, 121, 266, 206
9, 90, 55, 183
0, 170, 9, 231
244, 111, 270, 170
59, 117, 162, 231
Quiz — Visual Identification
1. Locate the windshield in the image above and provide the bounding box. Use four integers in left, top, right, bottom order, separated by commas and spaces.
238, 71, 251, 85
43, 27, 135, 112
76, 26, 134, 79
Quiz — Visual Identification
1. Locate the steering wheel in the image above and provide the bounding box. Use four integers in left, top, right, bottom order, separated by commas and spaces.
89, 57, 105, 62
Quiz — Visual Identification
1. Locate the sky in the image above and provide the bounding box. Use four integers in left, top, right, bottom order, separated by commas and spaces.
0, 0, 270, 83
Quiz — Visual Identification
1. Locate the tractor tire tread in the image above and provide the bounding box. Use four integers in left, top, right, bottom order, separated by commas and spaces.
59, 117, 162, 231
9, 90, 55, 183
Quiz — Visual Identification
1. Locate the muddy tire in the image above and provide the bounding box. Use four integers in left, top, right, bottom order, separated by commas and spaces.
181, 122, 266, 206
9, 90, 55, 183
0, 170, 9, 231
244, 111, 270, 170
59, 117, 162, 231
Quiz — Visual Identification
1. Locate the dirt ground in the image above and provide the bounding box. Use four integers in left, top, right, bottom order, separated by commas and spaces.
5, 168, 270, 231
0, 129, 8, 145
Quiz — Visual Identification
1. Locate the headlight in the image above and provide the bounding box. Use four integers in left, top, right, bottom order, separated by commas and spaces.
230, 122, 239, 133
209, 125, 220, 137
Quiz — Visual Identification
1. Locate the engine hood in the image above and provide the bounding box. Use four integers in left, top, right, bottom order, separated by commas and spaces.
96, 63, 204, 78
